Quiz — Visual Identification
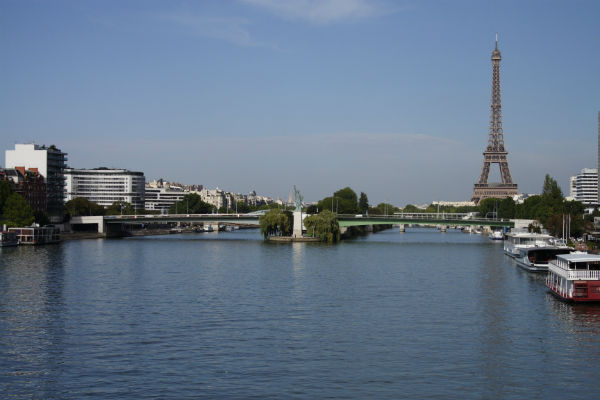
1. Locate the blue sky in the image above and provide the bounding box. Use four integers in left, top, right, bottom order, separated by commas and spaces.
1, 0, 599, 205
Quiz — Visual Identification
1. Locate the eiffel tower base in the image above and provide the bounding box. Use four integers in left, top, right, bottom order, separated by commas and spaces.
471, 184, 518, 205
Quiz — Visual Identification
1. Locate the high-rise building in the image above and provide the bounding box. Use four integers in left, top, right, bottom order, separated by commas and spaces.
471, 36, 518, 204
5, 143, 68, 222
64, 168, 145, 209
570, 168, 598, 205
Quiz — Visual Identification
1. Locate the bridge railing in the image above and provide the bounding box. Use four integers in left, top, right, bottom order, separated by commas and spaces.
337, 213, 512, 223
104, 213, 256, 219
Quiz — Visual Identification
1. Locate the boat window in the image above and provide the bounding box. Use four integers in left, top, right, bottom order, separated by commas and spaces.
573, 262, 590, 270
589, 262, 600, 270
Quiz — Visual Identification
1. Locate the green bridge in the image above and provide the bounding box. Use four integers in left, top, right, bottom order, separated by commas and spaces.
337, 213, 514, 228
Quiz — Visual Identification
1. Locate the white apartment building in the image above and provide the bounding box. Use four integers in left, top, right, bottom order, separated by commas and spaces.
5, 143, 68, 222
570, 168, 598, 205
145, 186, 186, 213
64, 168, 145, 209
199, 188, 234, 210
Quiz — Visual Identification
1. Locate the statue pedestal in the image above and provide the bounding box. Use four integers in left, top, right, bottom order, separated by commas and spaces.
293, 211, 303, 238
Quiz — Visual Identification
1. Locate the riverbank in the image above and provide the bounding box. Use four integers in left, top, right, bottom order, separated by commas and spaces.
267, 236, 322, 243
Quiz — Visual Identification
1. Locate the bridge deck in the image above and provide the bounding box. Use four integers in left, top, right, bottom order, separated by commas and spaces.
337, 214, 513, 228
103, 214, 261, 225
99, 213, 513, 228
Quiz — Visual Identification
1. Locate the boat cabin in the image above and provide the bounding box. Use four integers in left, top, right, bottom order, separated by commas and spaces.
547, 254, 600, 301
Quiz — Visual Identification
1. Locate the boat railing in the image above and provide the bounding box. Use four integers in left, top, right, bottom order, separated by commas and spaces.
549, 265, 600, 280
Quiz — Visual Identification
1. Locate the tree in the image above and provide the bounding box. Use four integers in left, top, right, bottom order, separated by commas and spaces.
515, 195, 544, 220
358, 192, 369, 214
0, 180, 14, 211
498, 197, 516, 219
333, 187, 359, 214
2, 193, 34, 227
65, 197, 105, 217
303, 210, 340, 243
542, 174, 564, 205
235, 201, 250, 213
478, 198, 500, 219
402, 204, 420, 213
169, 193, 213, 214
259, 209, 292, 239
369, 202, 397, 215
106, 201, 134, 215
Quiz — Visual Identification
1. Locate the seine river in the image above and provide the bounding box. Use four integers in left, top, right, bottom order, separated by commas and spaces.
2, 228, 600, 399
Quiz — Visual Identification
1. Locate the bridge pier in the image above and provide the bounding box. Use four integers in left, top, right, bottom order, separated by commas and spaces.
440, 225, 447, 233
399, 224, 405, 232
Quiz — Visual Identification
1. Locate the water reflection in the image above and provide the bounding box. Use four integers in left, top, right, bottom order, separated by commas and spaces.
547, 296, 600, 335
0, 245, 66, 398
292, 242, 304, 277
476, 243, 512, 398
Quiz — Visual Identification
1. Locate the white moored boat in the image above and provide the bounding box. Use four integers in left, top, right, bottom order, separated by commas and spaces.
515, 246, 572, 272
503, 232, 556, 258
546, 253, 600, 302
489, 230, 504, 240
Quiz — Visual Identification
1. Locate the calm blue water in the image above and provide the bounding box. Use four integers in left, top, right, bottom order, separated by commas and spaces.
2, 228, 600, 399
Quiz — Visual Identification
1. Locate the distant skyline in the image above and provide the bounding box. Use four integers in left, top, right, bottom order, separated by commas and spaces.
1, 0, 599, 205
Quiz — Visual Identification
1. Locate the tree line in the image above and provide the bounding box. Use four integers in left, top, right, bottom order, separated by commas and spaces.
260, 175, 592, 243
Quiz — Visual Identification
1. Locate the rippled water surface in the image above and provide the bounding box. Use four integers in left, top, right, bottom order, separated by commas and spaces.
2, 228, 600, 399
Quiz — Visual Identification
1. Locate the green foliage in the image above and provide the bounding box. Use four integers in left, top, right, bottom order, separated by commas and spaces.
511, 175, 587, 237
401, 204, 421, 213
515, 195, 544, 219
528, 223, 541, 233
259, 209, 292, 239
478, 198, 500, 218
169, 193, 213, 214
498, 197, 516, 219
541, 174, 564, 214
106, 201, 134, 215
2, 193, 34, 227
305, 204, 318, 214
358, 192, 369, 214
369, 202, 397, 215
0, 180, 14, 211
333, 187, 359, 214
65, 197, 105, 217
235, 201, 250, 213
303, 210, 340, 243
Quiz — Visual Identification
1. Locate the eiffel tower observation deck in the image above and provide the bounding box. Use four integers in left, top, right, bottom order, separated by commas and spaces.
471, 35, 518, 204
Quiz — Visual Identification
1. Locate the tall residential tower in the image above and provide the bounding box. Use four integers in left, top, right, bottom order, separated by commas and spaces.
5, 143, 68, 222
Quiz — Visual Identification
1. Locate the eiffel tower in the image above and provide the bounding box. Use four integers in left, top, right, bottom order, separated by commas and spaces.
471, 36, 518, 204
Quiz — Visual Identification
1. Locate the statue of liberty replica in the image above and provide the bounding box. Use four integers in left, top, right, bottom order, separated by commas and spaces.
293, 185, 304, 237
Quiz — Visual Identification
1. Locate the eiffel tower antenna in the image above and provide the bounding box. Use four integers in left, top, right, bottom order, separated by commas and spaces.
471, 36, 518, 204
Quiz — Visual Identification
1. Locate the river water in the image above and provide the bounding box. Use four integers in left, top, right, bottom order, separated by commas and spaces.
1, 228, 600, 399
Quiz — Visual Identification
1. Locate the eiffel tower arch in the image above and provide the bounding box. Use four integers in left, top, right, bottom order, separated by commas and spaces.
471, 36, 518, 204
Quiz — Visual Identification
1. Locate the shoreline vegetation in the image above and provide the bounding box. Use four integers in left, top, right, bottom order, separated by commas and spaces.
3, 175, 596, 246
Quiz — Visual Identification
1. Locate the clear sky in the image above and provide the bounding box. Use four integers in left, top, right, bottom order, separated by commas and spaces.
1, 0, 599, 205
